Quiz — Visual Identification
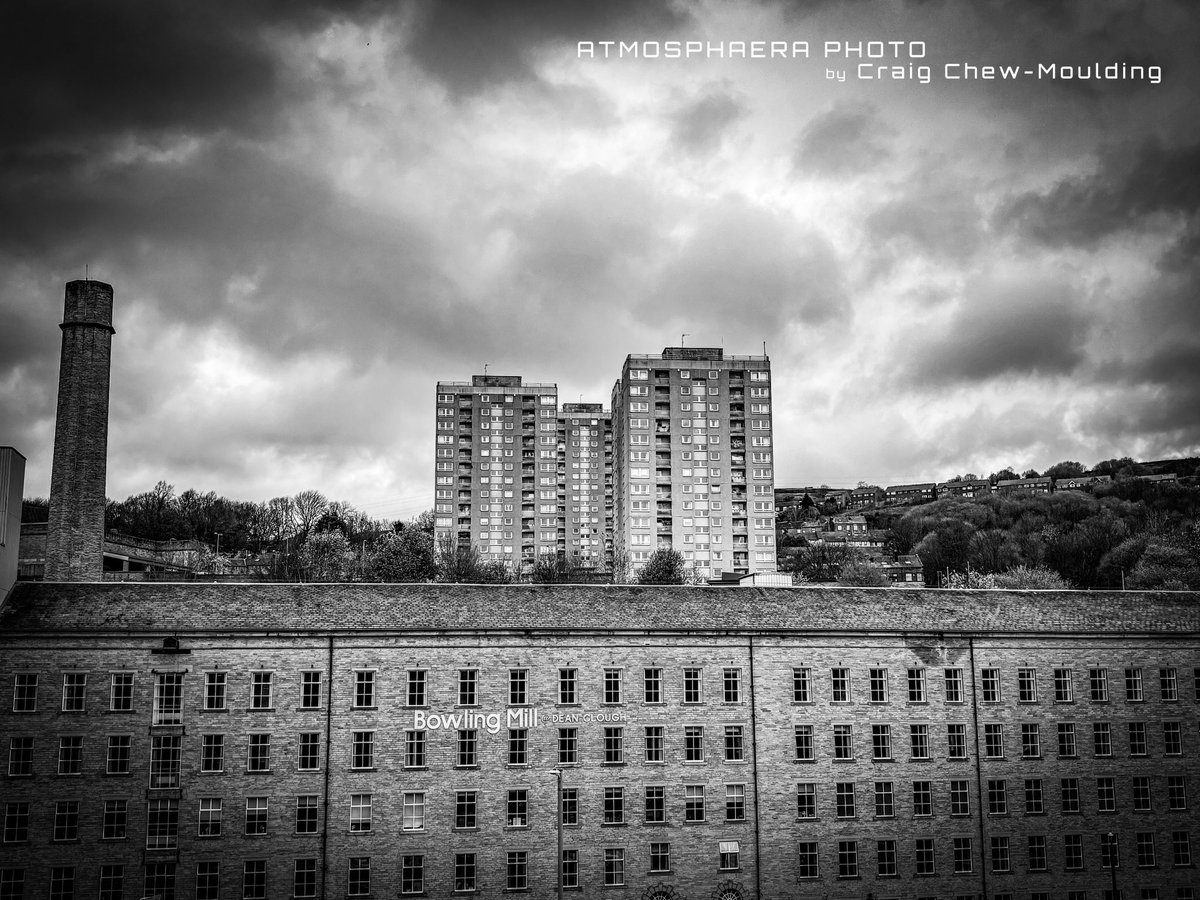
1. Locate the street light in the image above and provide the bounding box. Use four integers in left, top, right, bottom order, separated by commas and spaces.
1107, 831, 1119, 900
549, 767, 564, 900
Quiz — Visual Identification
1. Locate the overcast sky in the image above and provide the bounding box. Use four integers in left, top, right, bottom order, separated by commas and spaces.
2, 0, 1197, 522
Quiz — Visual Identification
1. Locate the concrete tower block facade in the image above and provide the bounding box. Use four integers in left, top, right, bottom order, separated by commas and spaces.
44, 280, 115, 582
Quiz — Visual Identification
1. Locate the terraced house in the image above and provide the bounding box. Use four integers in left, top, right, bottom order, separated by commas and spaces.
1, 582, 1197, 900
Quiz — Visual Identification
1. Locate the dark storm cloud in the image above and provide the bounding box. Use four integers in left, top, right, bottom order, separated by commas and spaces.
1, 0, 391, 157
998, 140, 1200, 248
866, 172, 984, 262
646, 198, 848, 342
907, 272, 1090, 385
406, 0, 690, 97
793, 103, 892, 176
669, 91, 746, 156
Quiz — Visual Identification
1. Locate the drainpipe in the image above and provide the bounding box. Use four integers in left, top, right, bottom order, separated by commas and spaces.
748, 635, 762, 900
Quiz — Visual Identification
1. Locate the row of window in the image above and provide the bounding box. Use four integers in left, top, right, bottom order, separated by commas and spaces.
792, 720, 1196, 762
792, 776, 1190, 819
791, 832, 1195, 879
19, 664, 1195, 716
0, 839, 741, 900
2, 783, 751, 846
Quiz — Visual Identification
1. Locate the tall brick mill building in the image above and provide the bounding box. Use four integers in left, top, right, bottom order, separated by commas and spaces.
1, 582, 1198, 900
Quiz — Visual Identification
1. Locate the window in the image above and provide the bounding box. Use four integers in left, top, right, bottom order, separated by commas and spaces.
7, 737, 33, 776
1094, 722, 1112, 756
988, 779, 1008, 815
292, 860, 316, 899
1137, 831, 1156, 868
796, 783, 816, 819
455, 853, 477, 892
58, 735, 83, 775
644, 726, 665, 762
109, 673, 134, 711
509, 668, 528, 705
603, 786, 624, 824
981, 668, 1001, 702
249, 671, 273, 709
102, 799, 127, 839
246, 733, 271, 772
245, 796, 268, 835
1021, 723, 1041, 758
1164, 720, 1183, 755
912, 780, 933, 816
726, 784, 746, 821
838, 840, 859, 878
1025, 778, 1044, 814
872, 724, 892, 760
836, 782, 856, 818
953, 836, 974, 873
49, 868, 74, 900
242, 860, 266, 900
106, 735, 131, 775
349, 793, 371, 832
1172, 830, 1192, 866
875, 780, 895, 817
915, 837, 936, 875
403, 792, 425, 831
10, 673, 37, 712
204, 672, 226, 710
454, 790, 477, 829
1125, 667, 1144, 701
950, 779, 971, 815
1058, 722, 1078, 757
833, 724, 854, 759
1133, 775, 1152, 810
1101, 832, 1119, 869
685, 784, 706, 822
300, 671, 321, 708
1054, 667, 1074, 702
143, 864, 174, 900
1090, 667, 1109, 701
506, 851, 528, 891
643, 668, 662, 703
198, 798, 221, 836
792, 667, 811, 702
724, 725, 745, 761
99, 865, 124, 900
869, 668, 889, 702
507, 789, 528, 828
404, 669, 427, 707
1060, 777, 1080, 813
406, 729, 427, 768
296, 795, 318, 833
60, 672, 87, 711
453, 668, 478, 707
984, 723, 1004, 758
650, 842, 671, 873
1160, 667, 1179, 701
603, 848, 624, 886
991, 836, 1010, 872
153, 672, 184, 724
910, 724, 930, 759
947, 722, 967, 759
146, 798, 179, 849
201, 734, 224, 772
908, 668, 927, 702
797, 842, 819, 878
944, 667, 964, 703
794, 724, 814, 761
719, 840, 741, 870
604, 668, 622, 704
1064, 833, 1084, 869
3, 802, 28, 843
1129, 720, 1148, 756
875, 838, 897, 876
1097, 776, 1116, 812
1018, 667, 1038, 702
1168, 775, 1187, 809
1028, 834, 1048, 871
353, 671, 375, 708
644, 786, 665, 823
683, 667, 702, 703
603, 727, 624, 764
684, 725, 704, 762
831, 667, 850, 702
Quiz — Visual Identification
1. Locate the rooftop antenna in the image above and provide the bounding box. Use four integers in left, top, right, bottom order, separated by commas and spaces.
763, 340, 767, 355
84, 264, 89, 281
483, 362, 489, 375
681, 333, 689, 347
